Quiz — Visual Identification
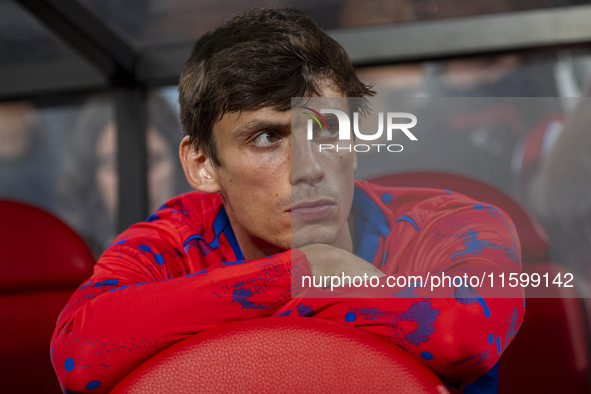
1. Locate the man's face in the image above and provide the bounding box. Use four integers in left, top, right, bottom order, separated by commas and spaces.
204, 82, 357, 259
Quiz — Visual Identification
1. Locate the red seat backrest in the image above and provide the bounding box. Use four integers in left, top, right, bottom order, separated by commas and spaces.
111, 317, 449, 394
368, 171, 590, 394
0, 200, 95, 394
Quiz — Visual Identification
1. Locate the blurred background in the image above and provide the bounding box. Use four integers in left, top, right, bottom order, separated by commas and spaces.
2, 1, 591, 393
1, 0, 590, 280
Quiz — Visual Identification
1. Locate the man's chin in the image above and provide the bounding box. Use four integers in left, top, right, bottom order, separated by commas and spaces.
290, 228, 339, 249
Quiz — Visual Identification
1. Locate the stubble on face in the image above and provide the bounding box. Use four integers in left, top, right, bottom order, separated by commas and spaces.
209, 80, 355, 258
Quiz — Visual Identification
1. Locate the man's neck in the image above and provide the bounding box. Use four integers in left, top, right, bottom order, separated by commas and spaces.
232, 220, 354, 260
331, 219, 354, 254
237, 235, 287, 260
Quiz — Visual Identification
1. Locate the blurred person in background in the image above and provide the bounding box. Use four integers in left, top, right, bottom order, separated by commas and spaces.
520, 82, 591, 288
355, 54, 557, 193
0, 102, 37, 162
0, 101, 62, 210
340, 0, 560, 194
58, 94, 190, 257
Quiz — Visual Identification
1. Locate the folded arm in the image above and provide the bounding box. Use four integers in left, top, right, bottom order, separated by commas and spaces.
286, 203, 525, 386
51, 229, 294, 393
52, 202, 524, 391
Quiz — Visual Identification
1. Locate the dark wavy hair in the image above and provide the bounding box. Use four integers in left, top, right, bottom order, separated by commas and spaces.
178, 8, 375, 166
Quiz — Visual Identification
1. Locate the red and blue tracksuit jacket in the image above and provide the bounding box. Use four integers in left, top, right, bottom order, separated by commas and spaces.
51, 180, 524, 393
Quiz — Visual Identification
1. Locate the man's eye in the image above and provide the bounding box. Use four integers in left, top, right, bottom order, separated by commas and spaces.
252, 132, 280, 147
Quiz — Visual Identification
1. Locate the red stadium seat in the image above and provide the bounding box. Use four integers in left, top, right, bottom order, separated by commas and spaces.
369, 171, 590, 394
0, 200, 95, 394
111, 317, 449, 394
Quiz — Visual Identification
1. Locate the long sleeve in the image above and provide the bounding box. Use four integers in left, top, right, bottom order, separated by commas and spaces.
277, 293, 522, 387
51, 192, 300, 393
51, 186, 525, 392
276, 184, 525, 387
51, 235, 294, 393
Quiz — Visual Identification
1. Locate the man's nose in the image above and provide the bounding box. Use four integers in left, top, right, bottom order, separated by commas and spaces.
290, 139, 325, 186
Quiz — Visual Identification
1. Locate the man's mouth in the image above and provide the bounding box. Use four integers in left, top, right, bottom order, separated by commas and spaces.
287, 199, 336, 221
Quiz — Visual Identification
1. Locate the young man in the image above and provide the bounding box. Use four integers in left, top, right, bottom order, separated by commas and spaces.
51, 8, 524, 393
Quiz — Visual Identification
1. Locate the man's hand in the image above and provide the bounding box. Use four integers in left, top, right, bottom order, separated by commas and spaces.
298, 244, 385, 285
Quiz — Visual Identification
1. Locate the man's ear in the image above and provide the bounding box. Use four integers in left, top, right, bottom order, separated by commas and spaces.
179, 136, 220, 193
